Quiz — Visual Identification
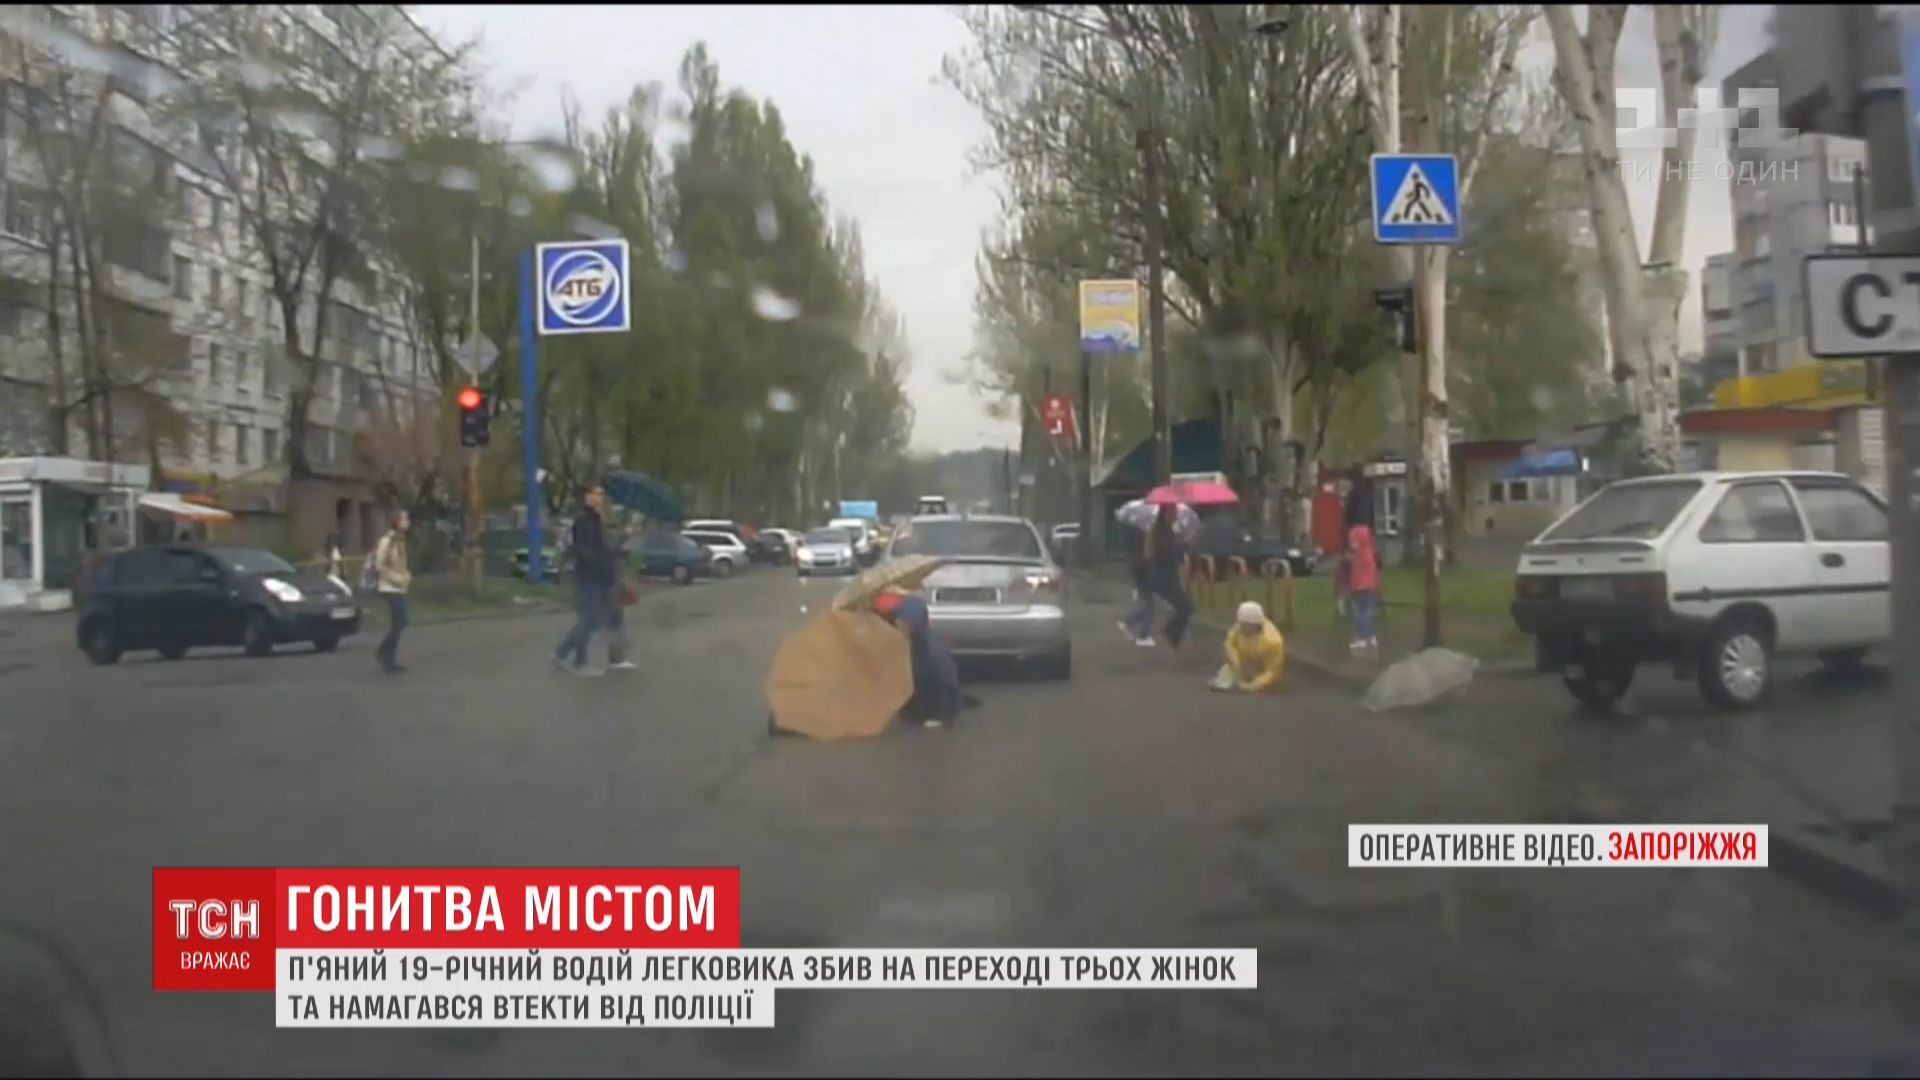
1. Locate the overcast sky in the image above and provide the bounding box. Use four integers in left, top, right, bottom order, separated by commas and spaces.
423, 5, 1775, 455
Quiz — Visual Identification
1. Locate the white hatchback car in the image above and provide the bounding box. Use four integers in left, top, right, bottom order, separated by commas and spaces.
1511, 471, 1890, 711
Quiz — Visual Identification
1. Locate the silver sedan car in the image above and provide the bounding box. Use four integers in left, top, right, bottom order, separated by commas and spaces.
883, 514, 1071, 679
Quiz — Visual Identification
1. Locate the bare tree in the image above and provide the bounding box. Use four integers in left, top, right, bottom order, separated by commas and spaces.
1546, 4, 1717, 475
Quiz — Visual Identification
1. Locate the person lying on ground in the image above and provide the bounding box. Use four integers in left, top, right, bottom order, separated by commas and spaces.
872, 586, 962, 728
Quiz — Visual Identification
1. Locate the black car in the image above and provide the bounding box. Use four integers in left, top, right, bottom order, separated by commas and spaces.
1190, 519, 1318, 578
76, 544, 362, 664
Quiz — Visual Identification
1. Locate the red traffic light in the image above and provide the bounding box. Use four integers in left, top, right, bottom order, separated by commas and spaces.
458, 387, 483, 411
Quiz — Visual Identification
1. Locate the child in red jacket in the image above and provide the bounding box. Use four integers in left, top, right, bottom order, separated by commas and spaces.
1347, 521, 1381, 660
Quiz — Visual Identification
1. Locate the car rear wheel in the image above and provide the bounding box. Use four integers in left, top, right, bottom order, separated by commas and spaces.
671, 565, 693, 586
1561, 648, 1633, 709
1700, 618, 1772, 710
158, 643, 189, 661
313, 635, 339, 654
1041, 647, 1072, 681
242, 610, 276, 658
713, 558, 735, 579
81, 619, 121, 666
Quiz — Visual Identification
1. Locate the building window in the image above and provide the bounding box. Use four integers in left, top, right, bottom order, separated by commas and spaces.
208, 268, 222, 305
262, 351, 279, 396
206, 418, 222, 462
234, 423, 250, 465
209, 195, 224, 232
172, 255, 192, 300
0, 293, 36, 338
262, 426, 279, 461
207, 343, 222, 383
232, 348, 248, 387
1488, 481, 1506, 504
3, 186, 51, 245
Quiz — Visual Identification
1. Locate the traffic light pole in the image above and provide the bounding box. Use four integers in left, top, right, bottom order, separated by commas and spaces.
519, 248, 544, 584
466, 234, 484, 599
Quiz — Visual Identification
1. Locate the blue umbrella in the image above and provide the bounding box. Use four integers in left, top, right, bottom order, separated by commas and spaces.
603, 470, 685, 524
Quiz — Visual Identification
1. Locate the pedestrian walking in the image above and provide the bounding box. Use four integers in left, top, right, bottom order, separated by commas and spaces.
553, 483, 616, 675
1142, 502, 1194, 650
1211, 600, 1285, 693
371, 511, 412, 674
322, 531, 344, 579
1117, 517, 1158, 647
1347, 507, 1382, 661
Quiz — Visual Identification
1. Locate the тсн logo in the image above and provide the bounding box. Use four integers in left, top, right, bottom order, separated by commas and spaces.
544, 249, 621, 326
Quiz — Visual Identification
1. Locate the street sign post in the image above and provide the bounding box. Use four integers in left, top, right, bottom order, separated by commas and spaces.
455, 333, 499, 378
521, 239, 634, 582
1370, 154, 1461, 245
1041, 394, 1077, 444
1804, 254, 1920, 357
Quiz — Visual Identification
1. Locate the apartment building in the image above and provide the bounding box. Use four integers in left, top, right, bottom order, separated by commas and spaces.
0, 4, 444, 551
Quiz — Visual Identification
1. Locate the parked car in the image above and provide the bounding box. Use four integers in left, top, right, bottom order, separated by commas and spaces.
681, 529, 750, 577
1190, 518, 1318, 578
76, 544, 361, 664
828, 517, 879, 566
752, 528, 797, 565
1048, 523, 1080, 560
795, 526, 859, 576
884, 515, 1071, 679
1510, 471, 1890, 711
512, 545, 565, 580
683, 519, 745, 539
633, 530, 713, 585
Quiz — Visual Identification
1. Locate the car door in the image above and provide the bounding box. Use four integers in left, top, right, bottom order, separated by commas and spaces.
108, 547, 173, 647
163, 549, 231, 646
1681, 479, 1818, 652
1787, 478, 1892, 647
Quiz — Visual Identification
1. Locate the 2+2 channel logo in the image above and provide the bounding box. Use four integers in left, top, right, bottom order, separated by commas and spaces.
536, 239, 632, 336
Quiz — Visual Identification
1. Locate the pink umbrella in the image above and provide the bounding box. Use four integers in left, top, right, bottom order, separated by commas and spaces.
1145, 480, 1239, 507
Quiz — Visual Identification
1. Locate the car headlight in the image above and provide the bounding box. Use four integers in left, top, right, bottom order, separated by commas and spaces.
263, 578, 304, 603
797, 548, 814, 563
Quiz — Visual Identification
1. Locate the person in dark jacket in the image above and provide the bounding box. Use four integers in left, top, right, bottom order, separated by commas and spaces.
1142, 503, 1194, 649
1118, 524, 1157, 646
874, 588, 961, 728
552, 483, 615, 675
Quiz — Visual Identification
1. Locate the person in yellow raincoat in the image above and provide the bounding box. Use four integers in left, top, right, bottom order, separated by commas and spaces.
1212, 600, 1285, 693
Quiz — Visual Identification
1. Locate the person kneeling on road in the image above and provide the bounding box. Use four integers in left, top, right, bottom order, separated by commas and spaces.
873, 587, 962, 729
1212, 601, 1285, 693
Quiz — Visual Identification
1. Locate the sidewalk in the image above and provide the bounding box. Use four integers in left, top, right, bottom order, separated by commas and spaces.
1075, 565, 1537, 690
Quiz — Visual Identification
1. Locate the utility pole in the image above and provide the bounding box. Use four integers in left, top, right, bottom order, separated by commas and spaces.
1140, 125, 1171, 488
1858, 10, 1920, 817
465, 233, 483, 597
1079, 345, 1093, 567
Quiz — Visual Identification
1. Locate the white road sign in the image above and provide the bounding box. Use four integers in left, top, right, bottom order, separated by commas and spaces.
455, 333, 499, 377
1803, 254, 1920, 358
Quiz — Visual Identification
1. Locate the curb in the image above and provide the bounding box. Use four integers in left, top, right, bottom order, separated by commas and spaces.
1770, 825, 1910, 918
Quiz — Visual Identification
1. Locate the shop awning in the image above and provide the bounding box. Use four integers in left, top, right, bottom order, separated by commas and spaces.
138, 492, 234, 523
1498, 449, 1582, 479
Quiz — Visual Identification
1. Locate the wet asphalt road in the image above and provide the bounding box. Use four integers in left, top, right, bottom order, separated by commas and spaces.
2, 568, 1919, 1077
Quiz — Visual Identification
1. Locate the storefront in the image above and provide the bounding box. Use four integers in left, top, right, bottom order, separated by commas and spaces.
0, 457, 151, 612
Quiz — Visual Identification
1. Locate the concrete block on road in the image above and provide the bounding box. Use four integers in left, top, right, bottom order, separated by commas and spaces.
1771, 825, 1909, 919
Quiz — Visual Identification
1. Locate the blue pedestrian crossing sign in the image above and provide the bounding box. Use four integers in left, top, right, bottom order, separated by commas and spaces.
1371, 154, 1461, 245
536, 239, 631, 336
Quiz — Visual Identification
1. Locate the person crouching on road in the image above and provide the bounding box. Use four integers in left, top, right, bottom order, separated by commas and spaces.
873, 587, 961, 729
553, 483, 616, 676
1212, 600, 1285, 693
372, 511, 412, 674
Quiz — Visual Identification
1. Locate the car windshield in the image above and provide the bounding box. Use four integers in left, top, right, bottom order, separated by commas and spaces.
890, 521, 1043, 560
1538, 480, 1702, 542
216, 549, 297, 576
805, 529, 848, 545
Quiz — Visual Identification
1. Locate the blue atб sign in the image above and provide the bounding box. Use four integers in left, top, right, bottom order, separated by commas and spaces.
1371, 154, 1461, 245
536, 239, 631, 336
